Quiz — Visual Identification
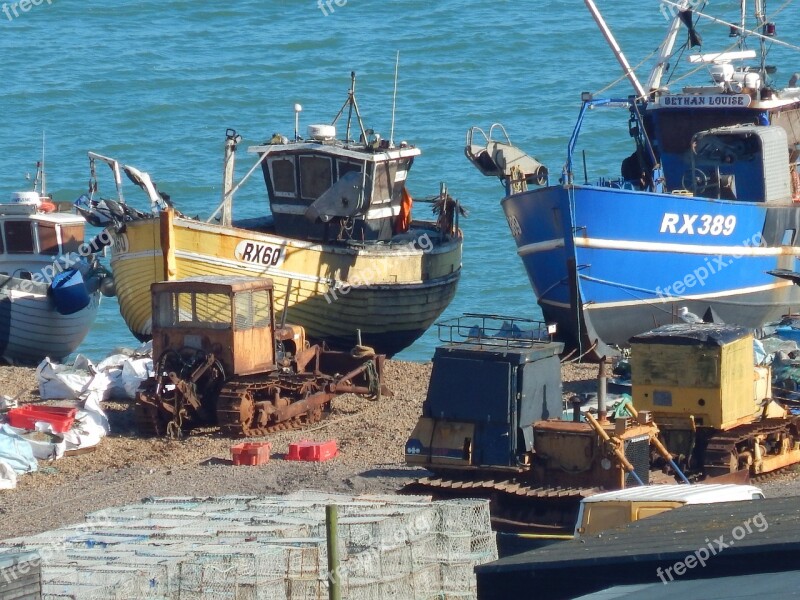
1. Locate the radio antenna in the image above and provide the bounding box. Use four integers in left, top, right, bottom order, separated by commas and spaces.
40, 131, 46, 196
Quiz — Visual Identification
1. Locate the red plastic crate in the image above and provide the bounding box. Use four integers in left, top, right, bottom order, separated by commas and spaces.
287, 440, 338, 462
230, 442, 271, 466
7, 405, 77, 433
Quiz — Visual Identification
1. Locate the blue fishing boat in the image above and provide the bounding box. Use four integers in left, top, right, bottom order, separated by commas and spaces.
467, 0, 800, 359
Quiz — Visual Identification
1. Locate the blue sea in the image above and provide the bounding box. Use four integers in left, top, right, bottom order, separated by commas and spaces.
1, 0, 797, 362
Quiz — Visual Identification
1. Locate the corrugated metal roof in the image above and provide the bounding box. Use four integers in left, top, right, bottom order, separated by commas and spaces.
581, 484, 764, 504
629, 323, 751, 346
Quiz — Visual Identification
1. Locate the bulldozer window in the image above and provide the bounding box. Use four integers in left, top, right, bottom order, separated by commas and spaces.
252, 290, 271, 328
155, 291, 232, 329
234, 290, 272, 330
235, 292, 253, 329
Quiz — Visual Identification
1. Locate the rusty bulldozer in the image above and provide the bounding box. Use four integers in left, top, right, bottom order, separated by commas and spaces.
135, 276, 387, 438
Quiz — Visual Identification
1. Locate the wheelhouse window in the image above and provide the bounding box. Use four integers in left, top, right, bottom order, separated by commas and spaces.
37, 223, 59, 255
299, 155, 333, 200
268, 157, 297, 197
373, 161, 401, 204
338, 160, 362, 179
61, 224, 84, 254
4, 221, 35, 253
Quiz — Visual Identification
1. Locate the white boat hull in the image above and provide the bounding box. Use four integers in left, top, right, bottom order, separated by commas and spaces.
0, 280, 100, 364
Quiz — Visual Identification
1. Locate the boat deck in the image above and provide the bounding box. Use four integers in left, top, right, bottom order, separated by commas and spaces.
476, 495, 800, 599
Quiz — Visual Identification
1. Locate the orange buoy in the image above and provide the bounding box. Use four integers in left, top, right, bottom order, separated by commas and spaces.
39, 200, 57, 213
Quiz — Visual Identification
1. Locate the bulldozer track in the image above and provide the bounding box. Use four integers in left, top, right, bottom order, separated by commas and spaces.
751, 463, 800, 484
704, 416, 800, 478
133, 396, 166, 437
404, 474, 599, 501
215, 377, 327, 437
402, 474, 601, 533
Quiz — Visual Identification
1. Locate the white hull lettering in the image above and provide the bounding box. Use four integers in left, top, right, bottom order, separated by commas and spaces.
660, 213, 736, 236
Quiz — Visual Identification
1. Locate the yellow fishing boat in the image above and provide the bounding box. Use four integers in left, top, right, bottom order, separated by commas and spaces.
83, 77, 463, 355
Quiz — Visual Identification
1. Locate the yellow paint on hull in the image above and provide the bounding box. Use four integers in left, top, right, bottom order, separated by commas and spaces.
110, 213, 461, 354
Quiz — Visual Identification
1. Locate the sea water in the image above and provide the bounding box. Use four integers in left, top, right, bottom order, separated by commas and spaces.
0, 0, 797, 362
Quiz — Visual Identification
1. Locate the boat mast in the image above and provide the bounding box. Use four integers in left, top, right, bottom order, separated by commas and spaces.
647, 8, 687, 92
739, 0, 747, 50
754, 0, 767, 81
33, 131, 47, 197
389, 51, 399, 147
584, 0, 647, 99
219, 129, 241, 227
331, 72, 368, 143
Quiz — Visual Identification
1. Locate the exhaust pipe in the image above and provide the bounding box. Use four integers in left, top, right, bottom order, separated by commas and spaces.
597, 356, 608, 423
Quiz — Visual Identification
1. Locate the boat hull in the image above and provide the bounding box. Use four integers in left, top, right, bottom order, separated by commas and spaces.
0, 279, 100, 364
503, 184, 800, 357
109, 213, 462, 356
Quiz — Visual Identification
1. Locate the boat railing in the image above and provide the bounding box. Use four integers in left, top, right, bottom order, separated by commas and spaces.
564, 97, 632, 184
464, 123, 513, 149
436, 313, 556, 348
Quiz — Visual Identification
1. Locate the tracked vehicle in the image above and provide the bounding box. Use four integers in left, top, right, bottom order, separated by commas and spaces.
630, 323, 800, 479
135, 276, 385, 437
404, 315, 660, 533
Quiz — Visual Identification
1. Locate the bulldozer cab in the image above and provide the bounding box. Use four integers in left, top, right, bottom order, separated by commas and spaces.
151, 276, 276, 376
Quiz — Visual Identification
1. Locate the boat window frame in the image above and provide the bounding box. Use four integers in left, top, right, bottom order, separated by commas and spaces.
37, 222, 60, 256
298, 154, 333, 201
337, 159, 363, 179
60, 223, 84, 255
4, 220, 36, 254
372, 159, 400, 205
267, 156, 298, 198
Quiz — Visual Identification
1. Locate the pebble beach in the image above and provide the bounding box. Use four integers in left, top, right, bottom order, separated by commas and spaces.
2, 360, 798, 541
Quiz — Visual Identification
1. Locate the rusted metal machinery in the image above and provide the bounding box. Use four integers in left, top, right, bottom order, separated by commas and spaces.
404, 315, 660, 533
630, 323, 800, 479
135, 276, 386, 437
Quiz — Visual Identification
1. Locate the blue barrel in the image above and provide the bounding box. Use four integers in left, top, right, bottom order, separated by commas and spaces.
49, 269, 91, 315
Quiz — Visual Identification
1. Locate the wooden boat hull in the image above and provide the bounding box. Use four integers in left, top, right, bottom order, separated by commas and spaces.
0, 280, 100, 364
109, 211, 462, 356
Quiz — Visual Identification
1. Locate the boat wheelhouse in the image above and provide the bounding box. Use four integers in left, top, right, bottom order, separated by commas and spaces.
254, 131, 419, 242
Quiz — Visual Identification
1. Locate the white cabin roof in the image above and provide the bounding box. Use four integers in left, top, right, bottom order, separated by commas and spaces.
581, 484, 764, 504
248, 141, 421, 162
0, 210, 85, 225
